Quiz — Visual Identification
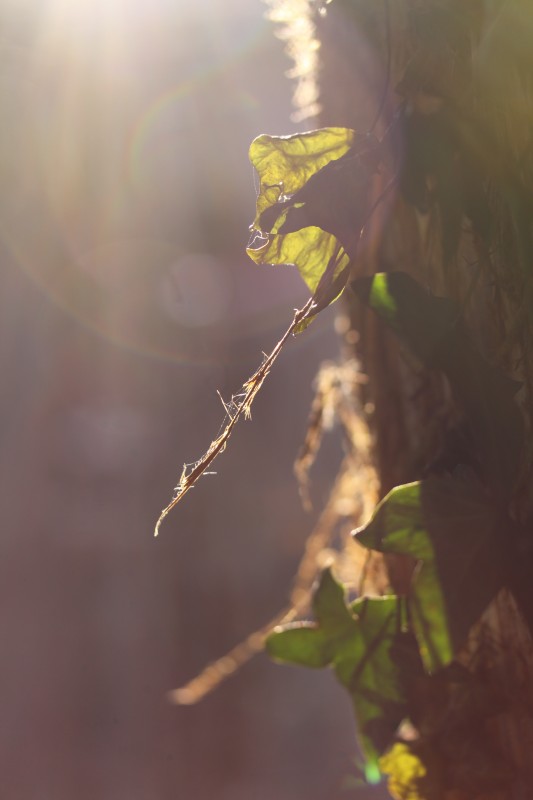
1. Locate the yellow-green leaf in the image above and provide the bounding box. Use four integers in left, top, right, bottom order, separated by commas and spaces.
249, 127, 356, 224
247, 225, 350, 295
248, 128, 376, 327
379, 743, 429, 800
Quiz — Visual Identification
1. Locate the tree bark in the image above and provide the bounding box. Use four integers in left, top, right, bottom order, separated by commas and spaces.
310, 1, 533, 797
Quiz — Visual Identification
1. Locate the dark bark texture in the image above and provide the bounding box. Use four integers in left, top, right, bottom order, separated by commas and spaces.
300, 1, 533, 797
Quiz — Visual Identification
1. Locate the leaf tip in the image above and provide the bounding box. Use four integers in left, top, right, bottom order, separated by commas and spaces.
365, 761, 382, 785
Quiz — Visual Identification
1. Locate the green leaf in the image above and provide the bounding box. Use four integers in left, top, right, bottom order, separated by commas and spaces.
248, 128, 377, 325
249, 127, 356, 225
266, 568, 407, 769
355, 475, 505, 672
247, 224, 350, 299
352, 271, 523, 498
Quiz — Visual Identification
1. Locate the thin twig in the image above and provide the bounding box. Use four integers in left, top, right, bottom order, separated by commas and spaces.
154, 297, 315, 536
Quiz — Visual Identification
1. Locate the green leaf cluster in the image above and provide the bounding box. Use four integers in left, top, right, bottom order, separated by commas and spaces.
268, 472, 505, 783
350, 271, 520, 743
266, 269, 523, 790
355, 475, 504, 672
266, 568, 406, 777
246, 119, 524, 794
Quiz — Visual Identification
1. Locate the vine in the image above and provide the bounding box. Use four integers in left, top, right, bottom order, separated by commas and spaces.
157, 1, 533, 797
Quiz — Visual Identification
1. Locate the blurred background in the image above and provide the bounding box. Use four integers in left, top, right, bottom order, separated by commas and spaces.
0, 1, 387, 798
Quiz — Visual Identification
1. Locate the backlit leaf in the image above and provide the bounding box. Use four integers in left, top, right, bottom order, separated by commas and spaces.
249, 127, 356, 224
247, 224, 350, 297
248, 128, 376, 325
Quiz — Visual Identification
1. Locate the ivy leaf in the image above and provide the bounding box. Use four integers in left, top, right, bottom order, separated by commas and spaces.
351, 271, 523, 499
258, 141, 377, 256
266, 568, 407, 773
248, 225, 351, 312
249, 127, 356, 225
248, 128, 377, 325
354, 475, 505, 672
379, 743, 434, 800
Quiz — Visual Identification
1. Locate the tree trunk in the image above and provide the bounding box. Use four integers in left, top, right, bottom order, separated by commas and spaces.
273, 0, 533, 797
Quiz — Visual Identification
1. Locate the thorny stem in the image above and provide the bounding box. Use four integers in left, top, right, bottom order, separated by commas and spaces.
154, 296, 315, 536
